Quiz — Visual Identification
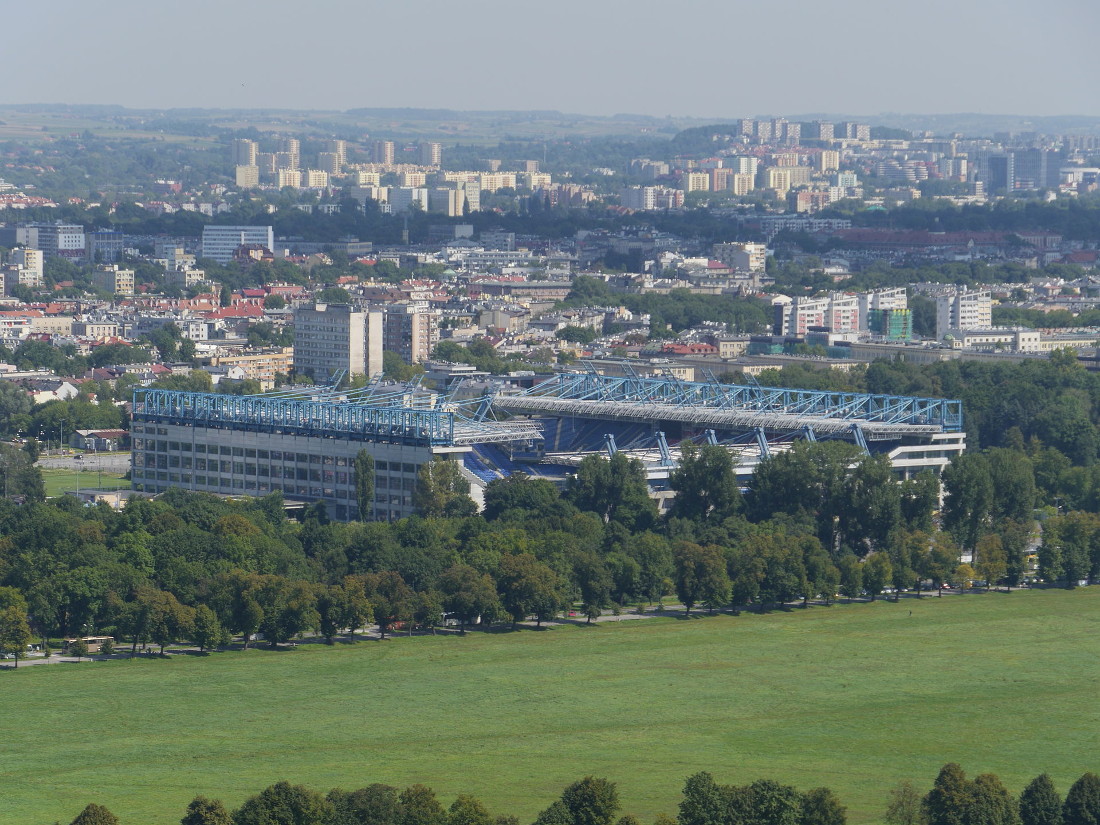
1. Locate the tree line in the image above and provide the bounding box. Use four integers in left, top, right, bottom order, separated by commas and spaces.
58, 765, 1100, 825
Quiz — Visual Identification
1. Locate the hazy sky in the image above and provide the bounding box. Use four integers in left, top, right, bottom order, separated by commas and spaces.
10, 0, 1100, 117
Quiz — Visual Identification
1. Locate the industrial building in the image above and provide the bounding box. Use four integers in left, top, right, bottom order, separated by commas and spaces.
131, 371, 965, 522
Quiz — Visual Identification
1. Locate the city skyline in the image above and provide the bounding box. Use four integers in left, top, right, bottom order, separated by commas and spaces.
11, 0, 1100, 118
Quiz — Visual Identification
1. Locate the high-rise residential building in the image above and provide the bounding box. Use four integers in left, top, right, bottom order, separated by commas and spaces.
318, 152, 341, 175
783, 121, 801, 145
325, 139, 347, 165
935, 289, 992, 339
858, 287, 908, 330
727, 156, 759, 176
383, 303, 440, 364
256, 153, 277, 175
293, 302, 383, 381
817, 150, 840, 172
754, 120, 773, 142
9, 247, 42, 278
275, 151, 299, 171
278, 168, 302, 188
280, 138, 300, 168
813, 120, 835, 141
712, 242, 767, 272
399, 171, 428, 187
200, 225, 274, 264
840, 122, 871, 141
3, 265, 43, 294
373, 140, 395, 165
233, 139, 258, 167
388, 187, 429, 213
91, 264, 135, 296
303, 169, 330, 188
681, 171, 710, 192
235, 165, 260, 188
419, 142, 442, 167
429, 188, 463, 217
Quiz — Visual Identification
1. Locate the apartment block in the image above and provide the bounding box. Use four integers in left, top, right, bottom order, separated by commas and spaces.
293, 302, 383, 380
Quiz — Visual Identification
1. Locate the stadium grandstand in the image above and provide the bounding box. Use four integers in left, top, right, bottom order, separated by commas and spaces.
130, 369, 964, 521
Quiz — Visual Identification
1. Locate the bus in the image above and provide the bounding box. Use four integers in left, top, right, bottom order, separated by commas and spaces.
62, 636, 114, 654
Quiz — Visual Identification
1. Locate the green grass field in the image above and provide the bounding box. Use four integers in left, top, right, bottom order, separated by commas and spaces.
41, 468, 128, 497
4, 589, 1099, 825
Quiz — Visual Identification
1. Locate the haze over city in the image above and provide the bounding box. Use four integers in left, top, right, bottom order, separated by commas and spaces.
10, 0, 1100, 116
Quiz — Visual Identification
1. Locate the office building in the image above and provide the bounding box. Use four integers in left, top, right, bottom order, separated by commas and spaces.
200, 226, 275, 264
293, 302, 383, 381
23, 222, 86, 260
86, 229, 126, 264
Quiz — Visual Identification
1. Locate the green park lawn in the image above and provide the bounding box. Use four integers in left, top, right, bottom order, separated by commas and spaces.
4, 588, 1099, 825
41, 468, 129, 498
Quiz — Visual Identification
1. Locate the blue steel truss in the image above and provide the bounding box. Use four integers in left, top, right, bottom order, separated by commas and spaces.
499, 373, 962, 432
134, 388, 457, 446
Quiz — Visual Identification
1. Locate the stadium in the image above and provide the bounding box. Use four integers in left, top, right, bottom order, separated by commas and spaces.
130, 369, 965, 521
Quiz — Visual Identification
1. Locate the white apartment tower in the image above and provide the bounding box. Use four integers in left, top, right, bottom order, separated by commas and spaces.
935, 289, 992, 340
293, 303, 384, 381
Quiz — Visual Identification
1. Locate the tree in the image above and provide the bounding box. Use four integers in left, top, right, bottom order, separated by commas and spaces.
449, 795, 494, 825
1063, 774, 1100, 825
234, 781, 332, 825
399, 784, 447, 825
316, 583, 351, 644
884, 781, 922, 825
573, 553, 613, 622
862, 553, 893, 601
923, 764, 972, 825
534, 802, 575, 825
438, 564, 500, 633
413, 458, 476, 519
974, 534, 1008, 590
0, 604, 32, 667
567, 453, 656, 531
801, 788, 846, 825
561, 777, 620, 825
496, 552, 566, 628
190, 605, 224, 653
668, 444, 741, 523
354, 450, 376, 521
968, 773, 1018, 825
942, 454, 994, 552
70, 803, 119, 825
328, 784, 402, 825
181, 796, 232, 825
678, 772, 725, 825
673, 543, 731, 615
837, 555, 862, 601
68, 636, 89, 661
745, 779, 803, 825
1019, 775, 1062, 825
